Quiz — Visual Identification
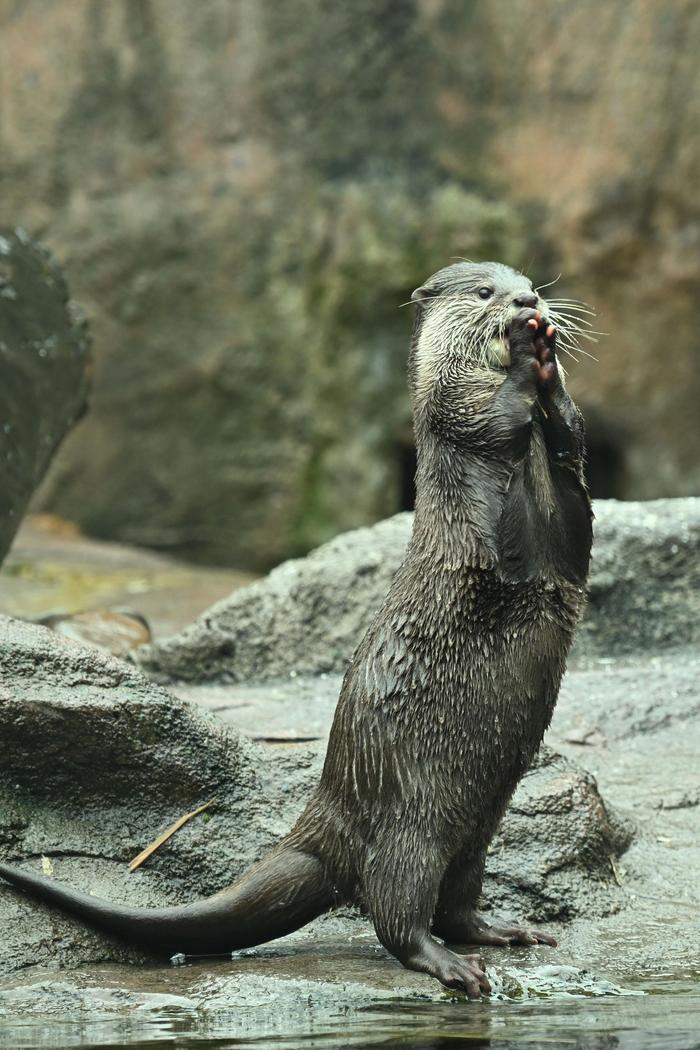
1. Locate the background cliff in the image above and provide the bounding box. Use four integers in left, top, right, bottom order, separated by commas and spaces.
1, 0, 698, 569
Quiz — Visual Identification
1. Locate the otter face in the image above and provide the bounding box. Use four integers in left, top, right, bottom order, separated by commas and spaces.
411, 261, 548, 371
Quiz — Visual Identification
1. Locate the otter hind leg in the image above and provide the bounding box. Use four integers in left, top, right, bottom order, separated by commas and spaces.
432, 847, 557, 948
363, 845, 491, 999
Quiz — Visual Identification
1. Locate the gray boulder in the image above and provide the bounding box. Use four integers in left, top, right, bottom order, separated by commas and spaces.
0, 229, 90, 566
137, 498, 700, 684
578, 498, 700, 657
0, 615, 627, 976
0, 616, 317, 974
482, 746, 630, 923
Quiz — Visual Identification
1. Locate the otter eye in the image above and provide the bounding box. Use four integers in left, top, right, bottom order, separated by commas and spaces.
477, 287, 493, 300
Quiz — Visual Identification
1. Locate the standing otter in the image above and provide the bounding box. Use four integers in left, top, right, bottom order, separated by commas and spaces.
0, 262, 592, 998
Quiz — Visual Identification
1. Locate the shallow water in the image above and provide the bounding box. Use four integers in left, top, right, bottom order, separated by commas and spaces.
0, 969, 697, 1050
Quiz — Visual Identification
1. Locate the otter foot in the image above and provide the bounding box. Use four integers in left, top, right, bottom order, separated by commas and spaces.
436, 912, 557, 948
404, 937, 492, 999
508, 308, 558, 388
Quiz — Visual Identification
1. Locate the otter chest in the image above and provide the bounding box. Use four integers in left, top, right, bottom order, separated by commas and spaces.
497, 426, 592, 586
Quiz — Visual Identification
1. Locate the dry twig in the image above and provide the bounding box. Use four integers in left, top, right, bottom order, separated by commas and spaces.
128, 800, 215, 872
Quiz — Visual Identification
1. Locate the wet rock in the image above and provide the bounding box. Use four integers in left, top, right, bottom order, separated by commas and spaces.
482, 747, 631, 923
137, 512, 413, 683
654, 790, 699, 812
553, 649, 700, 743
0, 615, 319, 974
0, 230, 90, 567
0, 958, 636, 1038
577, 498, 700, 658
137, 498, 700, 684
0, 615, 627, 976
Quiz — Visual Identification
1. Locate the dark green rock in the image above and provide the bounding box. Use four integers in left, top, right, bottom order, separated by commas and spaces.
0, 230, 90, 566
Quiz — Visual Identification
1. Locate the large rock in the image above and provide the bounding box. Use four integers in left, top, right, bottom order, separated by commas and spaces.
0, 2, 698, 567
137, 498, 700, 683
0, 616, 318, 974
577, 498, 700, 657
0, 615, 627, 976
0, 230, 90, 566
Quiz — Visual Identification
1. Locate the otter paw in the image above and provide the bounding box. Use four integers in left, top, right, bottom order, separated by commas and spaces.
533, 323, 557, 388
433, 951, 491, 999
406, 938, 491, 998
437, 912, 558, 948
507, 308, 558, 387
472, 924, 558, 948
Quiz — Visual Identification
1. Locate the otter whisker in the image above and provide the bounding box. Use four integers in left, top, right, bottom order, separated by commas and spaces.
547, 296, 593, 306
553, 327, 598, 363
548, 307, 602, 332
569, 345, 598, 361
556, 344, 581, 364
552, 315, 596, 331
547, 307, 597, 323
559, 325, 604, 343
549, 311, 598, 327
546, 299, 596, 316
549, 312, 605, 343
535, 274, 562, 292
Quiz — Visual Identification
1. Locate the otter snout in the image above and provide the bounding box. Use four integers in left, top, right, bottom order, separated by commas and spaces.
513, 291, 539, 308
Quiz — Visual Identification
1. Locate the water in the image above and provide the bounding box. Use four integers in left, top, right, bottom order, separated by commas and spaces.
0, 969, 697, 1050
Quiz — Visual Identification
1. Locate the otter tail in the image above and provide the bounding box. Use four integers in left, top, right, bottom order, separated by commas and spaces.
0, 845, 334, 956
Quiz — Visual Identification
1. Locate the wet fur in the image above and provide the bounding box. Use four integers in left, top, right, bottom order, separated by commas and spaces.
0, 262, 592, 993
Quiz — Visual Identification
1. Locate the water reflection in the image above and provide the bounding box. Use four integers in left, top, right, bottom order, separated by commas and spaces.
1, 988, 699, 1050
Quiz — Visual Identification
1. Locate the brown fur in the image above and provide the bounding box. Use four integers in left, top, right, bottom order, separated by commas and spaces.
0, 262, 592, 997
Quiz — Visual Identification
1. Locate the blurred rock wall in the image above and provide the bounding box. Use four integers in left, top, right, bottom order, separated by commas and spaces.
1, 0, 698, 568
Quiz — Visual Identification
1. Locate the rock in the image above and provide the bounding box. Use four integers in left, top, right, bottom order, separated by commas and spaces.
482, 747, 631, 923
577, 498, 700, 658
137, 498, 700, 684
0, 959, 638, 1041
1, 3, 699, 567
0, 615, 627, 975
0, 615, 319, 974
0, 230, 90, 567
39, 609, 152, 657
138, 513, 413, 683
0, 514, 255, 640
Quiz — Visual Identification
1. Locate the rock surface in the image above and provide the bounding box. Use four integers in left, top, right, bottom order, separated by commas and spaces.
0, 615, 626, 976
137, 499, 700, 683
0, 514, 254, 639
0, 230, 90, 566
39, 609, 152, 657
1, 2, 699, 567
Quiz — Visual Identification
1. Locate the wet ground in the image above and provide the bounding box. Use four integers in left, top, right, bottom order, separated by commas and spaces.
1, 523, 699, 1049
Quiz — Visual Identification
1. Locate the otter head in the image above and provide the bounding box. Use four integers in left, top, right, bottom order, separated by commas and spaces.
409, 261, 547, 379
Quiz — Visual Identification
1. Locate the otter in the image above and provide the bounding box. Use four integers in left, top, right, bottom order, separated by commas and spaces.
0, 262, 592, 998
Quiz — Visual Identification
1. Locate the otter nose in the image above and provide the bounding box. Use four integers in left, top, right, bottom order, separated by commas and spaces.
513, 292, 538, 308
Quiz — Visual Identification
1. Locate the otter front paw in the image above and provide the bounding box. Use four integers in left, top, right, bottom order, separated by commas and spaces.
508, 308, 558, 388
405, 938, 492, 999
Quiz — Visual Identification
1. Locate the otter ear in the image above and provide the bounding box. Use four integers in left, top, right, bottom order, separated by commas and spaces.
411, 285, 439, 303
